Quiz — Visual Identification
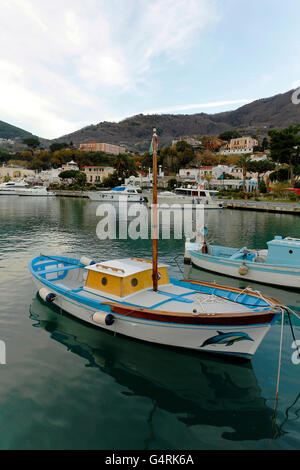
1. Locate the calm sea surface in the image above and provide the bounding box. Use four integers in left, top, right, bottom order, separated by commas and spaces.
0, 196, 299, 450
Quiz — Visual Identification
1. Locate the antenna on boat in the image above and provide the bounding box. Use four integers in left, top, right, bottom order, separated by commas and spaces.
152, 128, 159, 292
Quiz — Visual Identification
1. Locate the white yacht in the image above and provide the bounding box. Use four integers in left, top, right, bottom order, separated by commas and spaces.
17, 186, 55, 197
157, 186, 223, 209
87, 184, 146, 203
0, 180, 29, 195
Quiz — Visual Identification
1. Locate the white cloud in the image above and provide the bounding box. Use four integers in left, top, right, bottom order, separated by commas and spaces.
0, 0, 220, 138
142, 99, 253, 115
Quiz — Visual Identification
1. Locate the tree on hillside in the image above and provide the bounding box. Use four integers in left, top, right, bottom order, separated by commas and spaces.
247, 160, 276, 192
49, 142, 68, 153
102, 171, 119, 188
175, 140, 193, 153
23, 137, 40, 151
218, 130, 241, 141
198, 150, 219, 167
167, 178, 178, 191
113, 154, 137, 181
268, 125, 300, 187
269, 167, 290, 183
261, 137, 269, 151
140, 151, 154, 170
58, 170, 87, 186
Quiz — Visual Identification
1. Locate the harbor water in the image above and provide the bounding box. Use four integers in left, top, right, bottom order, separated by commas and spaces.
0, 196, 299, 450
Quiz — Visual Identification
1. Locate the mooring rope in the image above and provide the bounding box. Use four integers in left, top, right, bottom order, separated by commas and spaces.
271, 307, 285, 441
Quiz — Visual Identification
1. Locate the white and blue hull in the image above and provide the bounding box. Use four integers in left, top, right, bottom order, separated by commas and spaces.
33, 276, 275, 360
187, 247, 300, 289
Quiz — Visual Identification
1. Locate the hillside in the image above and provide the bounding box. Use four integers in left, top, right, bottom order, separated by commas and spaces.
52, 89, 300, 152
0, 120, 34, 140
1, 89, 299, 151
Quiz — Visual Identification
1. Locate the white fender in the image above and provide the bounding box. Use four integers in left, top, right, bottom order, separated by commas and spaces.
39, 287, 56, 303
93, 312, 115, 326
80, 256, 96, 266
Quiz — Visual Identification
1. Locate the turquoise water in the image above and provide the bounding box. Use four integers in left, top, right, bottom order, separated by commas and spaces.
0, 196, 299, 450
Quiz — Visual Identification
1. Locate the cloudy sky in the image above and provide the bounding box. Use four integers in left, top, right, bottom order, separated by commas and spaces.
0, 0, 300, 139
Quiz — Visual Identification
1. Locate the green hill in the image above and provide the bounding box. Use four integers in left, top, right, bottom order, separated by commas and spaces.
0, 121, 33, 140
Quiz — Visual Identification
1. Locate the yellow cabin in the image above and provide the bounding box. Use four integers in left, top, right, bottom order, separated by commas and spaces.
84, 258, 169, 298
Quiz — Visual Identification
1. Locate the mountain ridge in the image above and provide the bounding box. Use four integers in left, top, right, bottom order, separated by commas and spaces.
1, 89, 300, 151
51, 89, 300, 151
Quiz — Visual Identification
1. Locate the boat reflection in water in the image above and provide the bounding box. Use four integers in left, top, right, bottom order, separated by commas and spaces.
29, 296, 278, 443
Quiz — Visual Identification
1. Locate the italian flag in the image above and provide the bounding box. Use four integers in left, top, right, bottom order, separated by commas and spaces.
149, 133, 158, 155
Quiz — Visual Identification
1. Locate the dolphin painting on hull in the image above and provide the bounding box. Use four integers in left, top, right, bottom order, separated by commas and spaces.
201, 331, 254, 348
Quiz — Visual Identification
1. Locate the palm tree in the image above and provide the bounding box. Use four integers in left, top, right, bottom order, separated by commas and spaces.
113, 154, 137, 182
238, 153, 252, 193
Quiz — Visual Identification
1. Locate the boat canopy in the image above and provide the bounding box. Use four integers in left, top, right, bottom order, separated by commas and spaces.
266, 236, 300, 266
111, 186, 126, 192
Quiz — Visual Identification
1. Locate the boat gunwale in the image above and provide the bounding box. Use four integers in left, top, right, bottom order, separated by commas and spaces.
103, 301, 277, 326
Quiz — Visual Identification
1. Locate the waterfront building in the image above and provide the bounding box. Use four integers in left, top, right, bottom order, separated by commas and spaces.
34, 168, 63, 185
0, 165, 35, 182
61, 160, 79, 171
202, 136, 227, 151
220, 136, 259, 155
79, 142, 126, 155
83, 166, 114, 184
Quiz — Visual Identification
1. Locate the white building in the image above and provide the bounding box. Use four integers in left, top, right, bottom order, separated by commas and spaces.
125, 167, 164, 188
172, 137, 202, 148
62, 160, 79, 171
32, 168, 63, 184
220, 137, 259, 155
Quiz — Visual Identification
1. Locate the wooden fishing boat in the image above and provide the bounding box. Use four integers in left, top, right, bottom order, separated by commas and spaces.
29, 130, 284, 360
29, 254, 283, 360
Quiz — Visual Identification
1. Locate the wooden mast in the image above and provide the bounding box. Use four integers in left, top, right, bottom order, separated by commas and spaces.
152, 128, 158, 292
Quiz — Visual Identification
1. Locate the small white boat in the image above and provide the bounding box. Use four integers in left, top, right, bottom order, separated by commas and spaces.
87, 184, 146, 203
157, 187, 223, 209
185, 235, 300, 289
17, 186, 55, 197
0, 180, 29, 195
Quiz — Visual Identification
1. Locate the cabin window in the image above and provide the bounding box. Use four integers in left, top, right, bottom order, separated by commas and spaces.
101, 277, 108, 286
131, 278, 138, 287
289, 250, 294, 254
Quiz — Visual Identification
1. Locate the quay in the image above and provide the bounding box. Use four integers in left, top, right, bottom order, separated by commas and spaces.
222, 200, 300, 214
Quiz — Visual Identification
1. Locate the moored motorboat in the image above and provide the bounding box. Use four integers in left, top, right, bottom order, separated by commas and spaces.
157, 187, 223, 209
17, 186, 55, 197
185, 235, 300, 289
87, 184, 146, 203
0, 180, 29, 195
